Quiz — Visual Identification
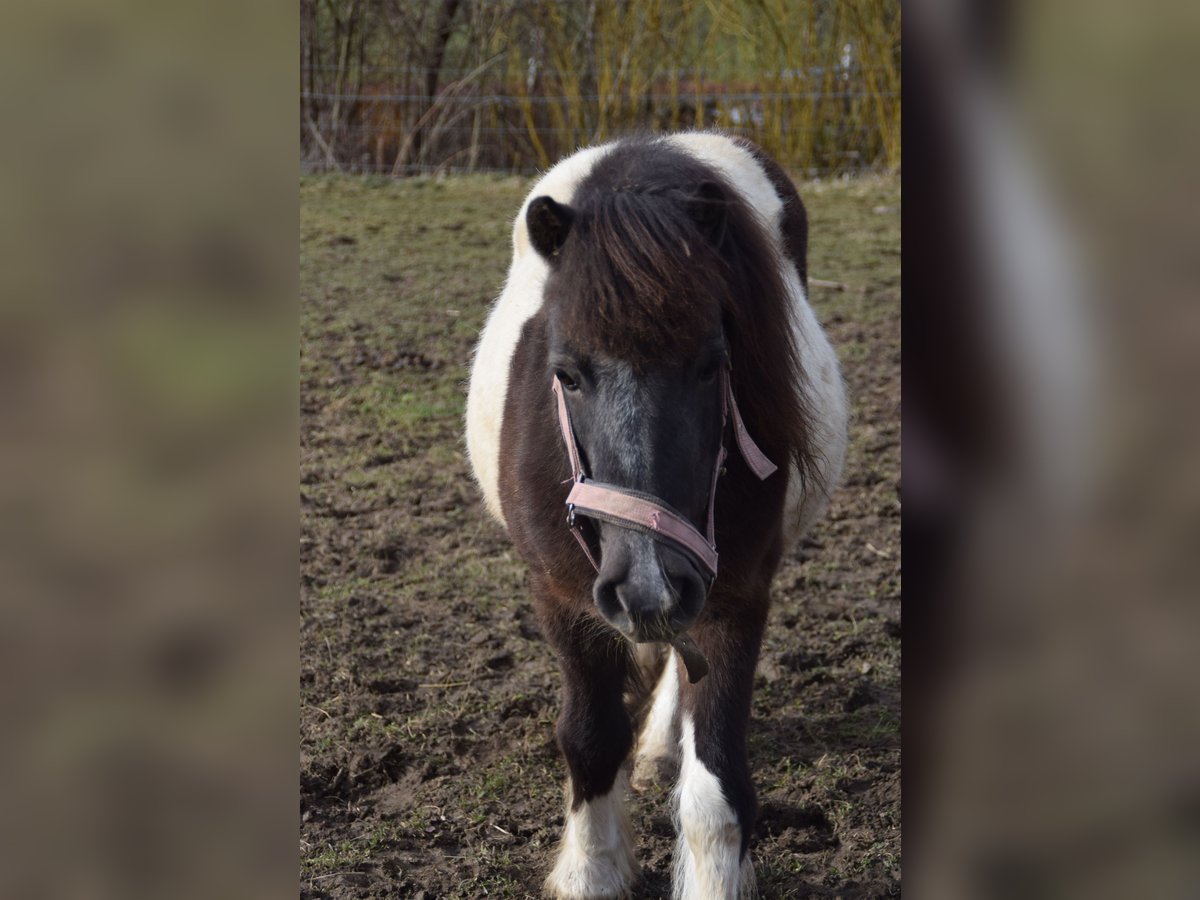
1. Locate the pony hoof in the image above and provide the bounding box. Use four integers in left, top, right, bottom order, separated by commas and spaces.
544, 854, 635, 900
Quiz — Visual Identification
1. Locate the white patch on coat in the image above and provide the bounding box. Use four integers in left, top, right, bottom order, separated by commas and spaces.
672, 716, 754, 900
631, 650, 681, 789
466, 143, 616, 524
780, 273, 849, 547
664, 132, 785, 232
545, 772, 636, 900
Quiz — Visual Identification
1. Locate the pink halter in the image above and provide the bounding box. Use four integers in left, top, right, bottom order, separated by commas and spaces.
551, 364, 777, 584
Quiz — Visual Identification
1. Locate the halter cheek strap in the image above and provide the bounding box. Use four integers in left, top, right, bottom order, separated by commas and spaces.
551, 364, 776, 582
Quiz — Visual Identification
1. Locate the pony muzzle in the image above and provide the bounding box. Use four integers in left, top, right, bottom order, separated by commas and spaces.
591, 531, 706, 643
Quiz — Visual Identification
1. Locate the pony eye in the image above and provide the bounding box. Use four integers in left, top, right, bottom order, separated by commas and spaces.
556, 371, 581, 392
698, 361, 719, 384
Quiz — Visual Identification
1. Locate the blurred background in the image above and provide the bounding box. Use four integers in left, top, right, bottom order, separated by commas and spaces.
300, 0, 900, 177
905, 0, 1200, 896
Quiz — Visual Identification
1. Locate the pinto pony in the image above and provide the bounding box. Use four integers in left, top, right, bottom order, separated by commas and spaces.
466, 133, 848, 899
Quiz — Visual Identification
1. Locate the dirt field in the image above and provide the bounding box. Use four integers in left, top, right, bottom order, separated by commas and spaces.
300, 171, 900, 898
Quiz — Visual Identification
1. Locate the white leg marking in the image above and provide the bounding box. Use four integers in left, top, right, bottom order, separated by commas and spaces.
631, 651, 681, 790
672, 716, 754, 900
545, 771, 636, 899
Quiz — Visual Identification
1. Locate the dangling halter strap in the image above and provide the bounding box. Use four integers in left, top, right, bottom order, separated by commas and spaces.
551, 363, 777, 582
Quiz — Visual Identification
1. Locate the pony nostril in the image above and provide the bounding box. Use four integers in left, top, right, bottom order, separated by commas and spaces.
655, 547, 707, 621
593, 578, 636, 636
593, 576, 623, 621
670, 571, 705, 627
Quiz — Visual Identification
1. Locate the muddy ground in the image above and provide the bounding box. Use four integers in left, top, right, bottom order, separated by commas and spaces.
301, 172, 900, 898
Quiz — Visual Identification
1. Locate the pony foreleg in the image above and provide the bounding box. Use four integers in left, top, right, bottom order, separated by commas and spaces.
673, 716, 756, 900
542, 615, 638, 899
672, 618, 763, 900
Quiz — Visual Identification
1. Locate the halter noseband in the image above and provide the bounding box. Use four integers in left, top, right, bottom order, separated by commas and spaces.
551, 363, 777, 585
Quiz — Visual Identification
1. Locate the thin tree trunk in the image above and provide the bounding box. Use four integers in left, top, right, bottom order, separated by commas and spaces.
407, 0, 461, 169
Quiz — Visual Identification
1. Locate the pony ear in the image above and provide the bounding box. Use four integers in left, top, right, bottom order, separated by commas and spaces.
526, 195, 575, 261
688, 180, 729, 244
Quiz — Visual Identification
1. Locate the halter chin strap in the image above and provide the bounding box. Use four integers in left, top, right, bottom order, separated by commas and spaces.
551, 363, 776, 582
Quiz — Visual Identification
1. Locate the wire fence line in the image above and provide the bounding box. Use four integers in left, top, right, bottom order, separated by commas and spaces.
304, 90, 898, 104
301, 81, 898, 178
300, 63, 903, 78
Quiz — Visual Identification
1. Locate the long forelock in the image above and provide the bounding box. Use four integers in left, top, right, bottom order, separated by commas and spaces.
555, 190, 725, 369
